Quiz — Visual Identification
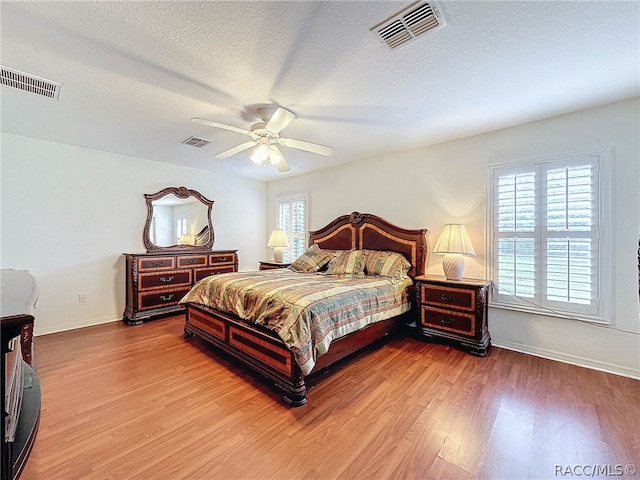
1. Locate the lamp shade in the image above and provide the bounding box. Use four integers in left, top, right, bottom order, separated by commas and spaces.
433, 224, 475, 280
433, 224, 476, 256
267, 229, 289, 263
267, 229, 289, 248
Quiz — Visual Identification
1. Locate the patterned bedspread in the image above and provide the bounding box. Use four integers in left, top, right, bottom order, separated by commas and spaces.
180, 269, 413, 375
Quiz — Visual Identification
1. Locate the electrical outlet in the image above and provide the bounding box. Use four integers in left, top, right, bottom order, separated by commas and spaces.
78, 294, 87, 303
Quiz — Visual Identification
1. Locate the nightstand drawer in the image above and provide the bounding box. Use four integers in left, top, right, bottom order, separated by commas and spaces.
421, 284, 475, 311
139, 270, 192, 290
259, 261, 292, 270
421, 306, 475, 336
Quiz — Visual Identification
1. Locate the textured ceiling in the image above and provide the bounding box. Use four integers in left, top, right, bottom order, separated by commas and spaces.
1, 1, 638, 182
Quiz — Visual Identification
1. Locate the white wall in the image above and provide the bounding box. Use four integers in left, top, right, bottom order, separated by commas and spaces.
1, 133, 266, 335
267, 98, 640, 379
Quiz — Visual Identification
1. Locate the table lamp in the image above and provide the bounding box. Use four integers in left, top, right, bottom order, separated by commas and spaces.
267, 229, 289, 263
433, 224, 476, 280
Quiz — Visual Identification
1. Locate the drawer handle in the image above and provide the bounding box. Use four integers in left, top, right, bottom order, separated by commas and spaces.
152, 261, 165, 267
216, 257, 227, 262
439, 293, 456, 302
438, 316, 455, 326
187, 259, 199, 264
160, 294, 175, 301
160, 276, 174, 283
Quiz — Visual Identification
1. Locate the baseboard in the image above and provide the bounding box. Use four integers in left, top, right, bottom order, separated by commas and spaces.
35, 316, 121, 336
493, 339, 640, 380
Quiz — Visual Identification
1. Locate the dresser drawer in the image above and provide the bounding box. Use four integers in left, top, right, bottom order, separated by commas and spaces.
138, 287, 191, 311
209, 253, 235, 266
421, 306, 475, 336
421, 284, 475, 311
194, 265, 236, 282
177, 255, 208, 268
139, 270, 192, 290
138, 256, 176, 271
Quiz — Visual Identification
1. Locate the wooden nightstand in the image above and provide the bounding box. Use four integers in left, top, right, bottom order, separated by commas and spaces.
415, 275, 492, 356
259, 261, 291, 270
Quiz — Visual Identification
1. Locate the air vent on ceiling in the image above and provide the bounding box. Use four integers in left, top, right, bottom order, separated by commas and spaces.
370, 1, 446, 50
182, 136, 211, 148
0, 65, 62, 100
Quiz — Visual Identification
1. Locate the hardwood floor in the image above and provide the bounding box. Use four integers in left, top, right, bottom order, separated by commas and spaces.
21, 316, 640, 480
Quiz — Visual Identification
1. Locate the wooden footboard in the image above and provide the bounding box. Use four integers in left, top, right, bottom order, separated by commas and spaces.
184, 303, 404, 406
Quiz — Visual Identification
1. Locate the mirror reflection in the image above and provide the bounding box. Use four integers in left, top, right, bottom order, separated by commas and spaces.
143, 187, 214, 252
149, 195, 210, 247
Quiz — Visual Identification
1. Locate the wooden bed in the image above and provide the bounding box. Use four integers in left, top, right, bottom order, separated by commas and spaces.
183, 212, 427, 406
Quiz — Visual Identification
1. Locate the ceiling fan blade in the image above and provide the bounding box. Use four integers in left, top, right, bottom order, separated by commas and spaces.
276, 157, 290, 173
265, 107, 296, 134
214, 140, 257, 159
279, 137, 333, 156
191, 117, 251, 136
269, 145, 290, 172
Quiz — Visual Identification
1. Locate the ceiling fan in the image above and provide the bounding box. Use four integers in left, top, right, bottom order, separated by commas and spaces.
192, 107, 333, 173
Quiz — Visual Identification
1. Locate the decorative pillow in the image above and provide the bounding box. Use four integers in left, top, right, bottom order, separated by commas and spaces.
364, 250, 411, 279
325, 250, 366, 276
288, 244, 335, 273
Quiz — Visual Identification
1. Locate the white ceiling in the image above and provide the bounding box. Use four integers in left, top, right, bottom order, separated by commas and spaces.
1, 1, 638, 182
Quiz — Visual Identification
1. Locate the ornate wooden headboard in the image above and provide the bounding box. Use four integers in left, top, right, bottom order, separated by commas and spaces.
308, 212, 428, 278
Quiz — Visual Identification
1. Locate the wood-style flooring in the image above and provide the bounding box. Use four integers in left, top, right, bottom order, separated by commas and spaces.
20, 315, 640, 480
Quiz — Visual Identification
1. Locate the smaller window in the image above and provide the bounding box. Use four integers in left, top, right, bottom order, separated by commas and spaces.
276, 193, 308, 262
176, 218, 188, 240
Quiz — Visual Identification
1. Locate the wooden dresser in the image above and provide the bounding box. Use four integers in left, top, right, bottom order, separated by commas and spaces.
414, 275, 492, 356
123, 250, 238, 324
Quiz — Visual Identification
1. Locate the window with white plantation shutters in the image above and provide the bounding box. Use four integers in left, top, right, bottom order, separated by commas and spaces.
276, 193, 308, 263
176, 217, 188, 240
488, 150, 611, 322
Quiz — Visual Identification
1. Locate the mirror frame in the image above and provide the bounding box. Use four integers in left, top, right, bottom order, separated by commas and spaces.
143, 186, 215, 253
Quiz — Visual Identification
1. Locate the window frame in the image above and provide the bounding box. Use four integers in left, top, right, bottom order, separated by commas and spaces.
276, 192, 309, 263
487, 148, 612, 324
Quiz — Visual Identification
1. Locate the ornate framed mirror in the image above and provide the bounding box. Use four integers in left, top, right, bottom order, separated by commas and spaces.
143, 186, 214, 252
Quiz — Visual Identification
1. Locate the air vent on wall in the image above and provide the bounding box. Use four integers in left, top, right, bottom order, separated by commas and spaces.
370, 1, 446, 50
182, 136, 211, 148
0, 65, 62, 100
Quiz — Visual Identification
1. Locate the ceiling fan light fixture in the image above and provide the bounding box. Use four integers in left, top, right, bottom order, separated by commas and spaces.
192, 106, 331, 174
250, 143, 269, 164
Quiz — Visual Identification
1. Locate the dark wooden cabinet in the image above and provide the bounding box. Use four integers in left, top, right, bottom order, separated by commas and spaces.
415, 275, 492, 356
259, 261, 291, 270
2, 314, 39, 480
123, 250, 238, 324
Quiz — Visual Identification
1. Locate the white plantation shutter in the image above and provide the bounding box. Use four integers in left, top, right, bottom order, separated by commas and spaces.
489, 151, 610, 322
496, 170, 537, 300
276, 193, 308, 262
176, 218, 188, 240
543, 160, 598, 310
